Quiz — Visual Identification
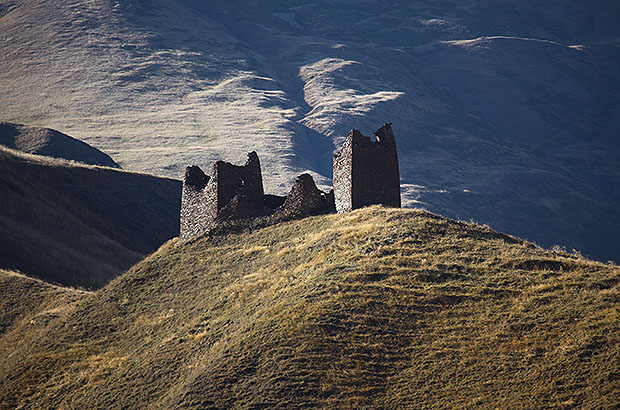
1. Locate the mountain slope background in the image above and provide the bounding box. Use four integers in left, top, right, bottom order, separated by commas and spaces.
0, 207, 618, 409
1, 0, 620, 262
0, 147, 181, 288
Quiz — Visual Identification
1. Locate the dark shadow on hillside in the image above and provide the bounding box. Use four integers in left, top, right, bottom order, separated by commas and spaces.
0, 148, 181, 289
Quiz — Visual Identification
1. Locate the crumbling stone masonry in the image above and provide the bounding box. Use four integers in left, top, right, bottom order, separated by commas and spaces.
180, 166, 210, 238
180, 122, 400, 238
333, 123, 400, 213
180, 152, 334, 239
206, 151, 265, 223
278, 173, 335, 216
180, 152, 264, 239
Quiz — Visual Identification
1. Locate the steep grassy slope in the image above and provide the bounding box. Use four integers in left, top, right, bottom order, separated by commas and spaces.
0, 147, 180, 288
0, 207, 617, 409
0, 269, 86, 335
0, 122, 119, 167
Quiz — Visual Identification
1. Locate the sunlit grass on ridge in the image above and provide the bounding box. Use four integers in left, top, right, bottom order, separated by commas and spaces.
0, 206, 618, 409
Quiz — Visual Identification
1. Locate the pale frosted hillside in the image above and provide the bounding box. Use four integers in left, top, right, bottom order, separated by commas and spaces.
1, 0, 620, 262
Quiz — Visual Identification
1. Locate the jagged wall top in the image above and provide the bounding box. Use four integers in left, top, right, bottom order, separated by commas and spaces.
180, 122, 400, 238
333, 122, 400, 213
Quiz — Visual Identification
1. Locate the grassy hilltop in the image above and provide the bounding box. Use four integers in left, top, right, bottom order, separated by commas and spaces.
0, 207, 618, 409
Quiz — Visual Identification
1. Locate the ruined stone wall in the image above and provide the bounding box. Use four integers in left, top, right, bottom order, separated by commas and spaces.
211, 151, 264, 214
180, 152, 265, 239
180, 166, 211, 239
205, 151, 264, 224
279, 173, 335, 216
333, 136, 354, 213
333, 123, 400, 213
181, 124, 400, 238
352, 123, 400, 209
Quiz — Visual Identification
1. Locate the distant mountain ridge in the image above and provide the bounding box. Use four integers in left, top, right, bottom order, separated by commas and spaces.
1, 0, 619, 262
0, 121, 119, 167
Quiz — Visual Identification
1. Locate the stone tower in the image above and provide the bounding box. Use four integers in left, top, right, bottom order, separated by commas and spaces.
180, 165, 210, 239
206, 151, 264, 223
332, 123, 400, 213
180, 151, 264, 238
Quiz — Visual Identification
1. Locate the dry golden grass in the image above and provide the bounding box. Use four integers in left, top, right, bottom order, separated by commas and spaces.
0, 206, 618, 409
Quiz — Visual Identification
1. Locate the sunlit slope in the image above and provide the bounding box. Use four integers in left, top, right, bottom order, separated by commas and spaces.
0, 147, 181, 288
0, 207, 617, 409
0, 122, 119, 167
2, 0, 620, 261
0, 0, 309, 190
0, 269, 86, 335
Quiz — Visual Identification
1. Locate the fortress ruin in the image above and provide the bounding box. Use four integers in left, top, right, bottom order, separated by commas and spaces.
180, 123, 401, 239
180, 153, 334, 239
333, 123, 400, 213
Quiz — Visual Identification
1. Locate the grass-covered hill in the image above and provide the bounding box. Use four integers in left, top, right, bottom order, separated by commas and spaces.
0, 207, 617, 409
0, 122, 119, 168
0, 147, 181, 289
